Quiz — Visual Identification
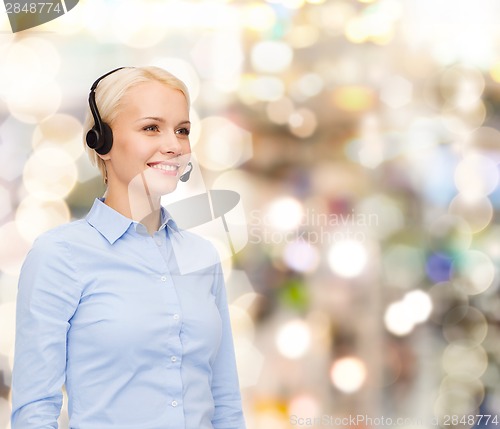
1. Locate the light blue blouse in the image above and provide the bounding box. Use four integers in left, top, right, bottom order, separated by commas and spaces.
11, 198, 246, 429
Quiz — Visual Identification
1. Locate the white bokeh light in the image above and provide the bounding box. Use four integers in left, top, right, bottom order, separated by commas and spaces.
328, 239, 368, 278
384, 289, 433, 336
276, 319, 311, 359
384, 301, 415, 336
251, 41, 294, 73
265, 197, 304, 231
402, 289, 433, 324
330, 357, 367, 393
283, 240, 320, 273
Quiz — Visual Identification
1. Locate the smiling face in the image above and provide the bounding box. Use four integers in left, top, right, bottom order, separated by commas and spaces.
102, 80, 191, 199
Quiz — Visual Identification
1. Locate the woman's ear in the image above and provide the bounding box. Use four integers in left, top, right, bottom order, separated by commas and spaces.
97, 152, 111, 161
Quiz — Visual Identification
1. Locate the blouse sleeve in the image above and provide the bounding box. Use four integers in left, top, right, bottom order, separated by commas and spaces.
11, 234, 81, 429
211, 261, 247, 429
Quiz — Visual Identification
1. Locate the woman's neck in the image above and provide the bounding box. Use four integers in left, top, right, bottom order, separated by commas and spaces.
104, 184, 162, 236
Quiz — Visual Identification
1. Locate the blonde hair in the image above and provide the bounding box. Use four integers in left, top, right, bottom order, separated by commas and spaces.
83, 66, 190, 183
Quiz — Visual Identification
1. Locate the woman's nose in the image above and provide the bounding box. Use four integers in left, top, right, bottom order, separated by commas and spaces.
159, 132, 182, 155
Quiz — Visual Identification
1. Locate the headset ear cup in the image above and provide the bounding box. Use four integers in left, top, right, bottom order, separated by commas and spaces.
100, 123, 114, 155
95, 123, 114, 155
86, 127, 100, 150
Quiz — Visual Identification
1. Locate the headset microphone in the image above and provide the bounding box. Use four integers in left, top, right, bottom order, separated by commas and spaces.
179, 162, 193, 182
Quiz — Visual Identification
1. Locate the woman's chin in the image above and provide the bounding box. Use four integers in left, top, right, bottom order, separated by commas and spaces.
127, 170, 180, 198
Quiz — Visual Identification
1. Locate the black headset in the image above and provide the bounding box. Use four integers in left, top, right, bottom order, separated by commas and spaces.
86, 67, 125, 155
86, 67, 193, 182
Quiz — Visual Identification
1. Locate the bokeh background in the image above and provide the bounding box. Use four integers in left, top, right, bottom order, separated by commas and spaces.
1, 0, 500, 428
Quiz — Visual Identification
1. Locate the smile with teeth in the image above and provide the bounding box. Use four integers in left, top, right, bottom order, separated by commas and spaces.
148, 163, 179, 172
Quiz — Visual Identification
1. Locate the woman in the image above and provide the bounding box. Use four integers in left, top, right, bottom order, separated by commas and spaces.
11, 66, 246, 429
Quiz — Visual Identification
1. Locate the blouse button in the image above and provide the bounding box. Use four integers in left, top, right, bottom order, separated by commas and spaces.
160, 276, 167, 282
155, 238, 163, 246
173, 314, 180, 320
171, 356, 177, 362
171, 400, 178, 407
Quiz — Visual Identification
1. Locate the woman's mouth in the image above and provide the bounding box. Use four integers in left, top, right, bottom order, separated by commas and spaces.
147, 162, 180, 175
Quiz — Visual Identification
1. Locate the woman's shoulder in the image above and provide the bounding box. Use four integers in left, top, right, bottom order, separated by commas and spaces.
30, 218, 96, 252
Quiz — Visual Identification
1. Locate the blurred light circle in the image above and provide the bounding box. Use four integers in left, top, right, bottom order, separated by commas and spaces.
0, 184, 12, 221
330, 356, 367, 393
266, 97, 295, 125
467, 126, 500, 151
452, 250, 495, 295
152, 57, 201, 103
356, 194, 404, 239
23, 147, 78, 201
382, 245, 425, 289
32, 114, 84, 160
314, 2, 356, 36
276, 0, 305, 10
448, 195, 493, 234
7, 80, 61, 124
228, 305, 255, 340
283, 240, 320, 273
276, 319, 311, 359
490, 60, 500, 82
434, 390, 480, 423
440, 66, 485, 109
384, 301, 415, 336
287, 24, 320, 48
403, 290, 433, 324
428, 214, 472, 252
454, 153, 498, 199
252, 76, 286, 102
475, 225, 500, 264
0, 221, 31, 276
428, 282, 469, 325
442, 306, 488, 346
187, 108, 201, 148
243, 3, 276, 32
345, 17, 368, 43
442, 103, 486, 135
426, 252, 453, 283
295, 73, 324, 98
42, 0, 83, 34
265, 197, 304, 231
442, 341, 488, 377
15, 196, 70, 244
19, 37, 60, 76
82, 0, 114, 38
440, 374, 485, 403
328, 239, 367, 278
191, 32, 243, 92
251, 41, 293, 74
0, 37, 59, 99
233, 337, 264, 388
380, 75, 413, 109
288, 394, 321, 420
196, 116, 253, 171
212, 169, 258, 215
332, 86, 375, 112
288, 108, 318, 138
112, 2, 167, 48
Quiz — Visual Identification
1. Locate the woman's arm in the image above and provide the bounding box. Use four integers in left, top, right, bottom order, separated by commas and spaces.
211, 261, 247, 429
11, 234, 81, 429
